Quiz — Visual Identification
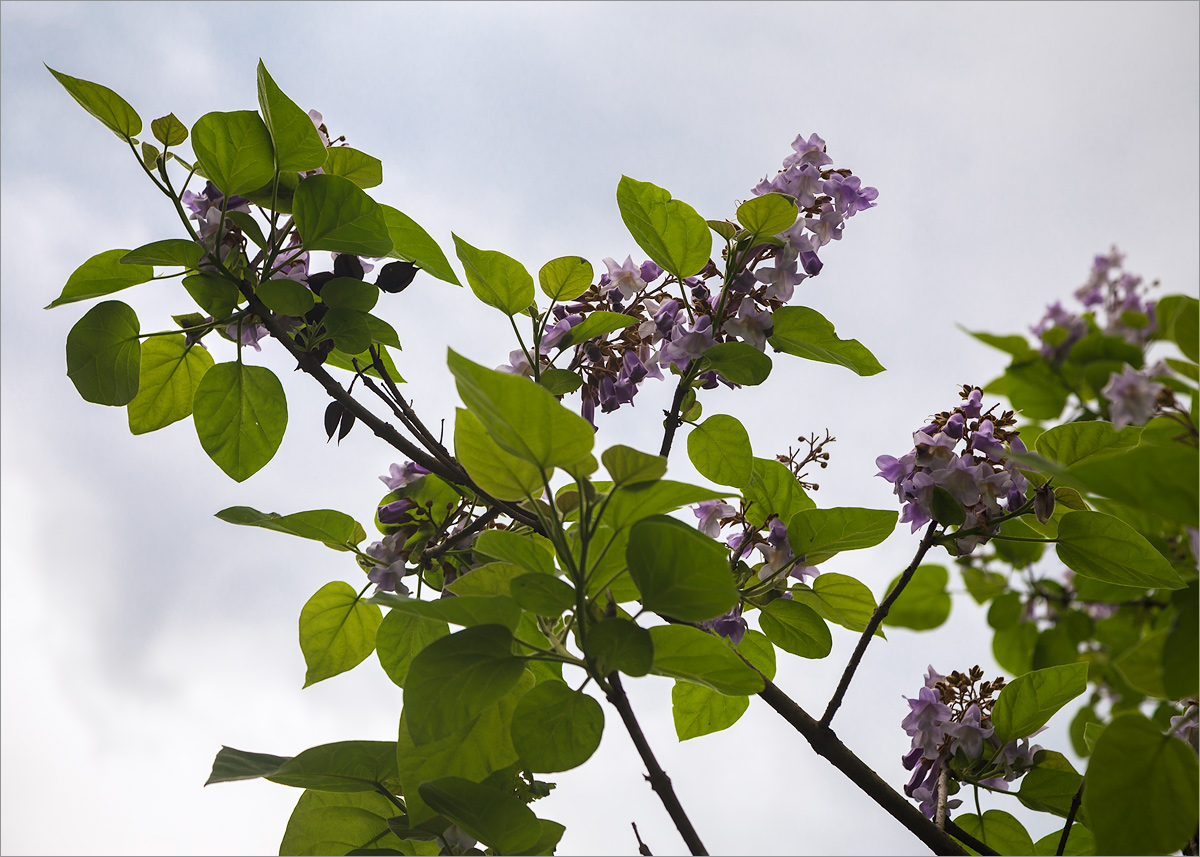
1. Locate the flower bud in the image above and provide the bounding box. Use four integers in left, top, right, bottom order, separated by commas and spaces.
1034, 484, 1056, 524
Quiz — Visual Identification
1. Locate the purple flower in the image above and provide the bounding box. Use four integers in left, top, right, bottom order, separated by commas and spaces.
802, 204, 845, 249
693, 500, 736, 537
540, 313, 584, 353
702, 603, 748, 646
822, 174, 879, 218
944, 703, 994, 758
380, 461, 431, 491
754, 249, 806, 303
1102, 364, 1164, 430
901, 686, 953, 760
602, 256, 647, 300
639, 260, 663, 283
723, 296, 775, 351
497, 349, 533, 377
783, 133, 834, 169
367, 561, 410, 595
378, 498, 417, 524
659, 316, 716, 371
226, 321, 268, 351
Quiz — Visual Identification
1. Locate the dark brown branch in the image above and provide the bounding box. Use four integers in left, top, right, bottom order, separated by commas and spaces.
821, 520, 940, 728
756, 679, 968, 856
1056, 779, 1085, 856
604, 673, 707, 856
237, 288, 542, 532
658, 372, 695, 458
423, 506, 502, 561
632, 822, 653, 856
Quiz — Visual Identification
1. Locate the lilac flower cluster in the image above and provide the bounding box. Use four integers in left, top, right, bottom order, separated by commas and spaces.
1101, 362, 1171, 430
876, 387, 1030, 553
522, 134, 876, 425
902, 666, 1041, 819
1031, 247, 1158, 362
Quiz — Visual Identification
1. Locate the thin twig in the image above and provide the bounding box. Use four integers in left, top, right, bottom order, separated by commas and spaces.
821, 520, 940, 728
1056, 778, 1085, 856
658, 371, 694, 457
604, 673, 707, 856
632, 822, 653, 856
424, 506, 501, 561
944, 820, 999, 856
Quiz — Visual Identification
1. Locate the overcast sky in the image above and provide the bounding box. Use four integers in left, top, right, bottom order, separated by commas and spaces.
2, 2, 1197, 855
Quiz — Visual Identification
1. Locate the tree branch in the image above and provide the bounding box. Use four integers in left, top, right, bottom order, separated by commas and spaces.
821, 519, 940, 728
604, 672, 708, 856
756, 678, 970, 856
1056, 778, 1085, 856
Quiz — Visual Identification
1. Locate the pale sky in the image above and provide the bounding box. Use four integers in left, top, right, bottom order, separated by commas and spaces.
2, 2, 1197, 855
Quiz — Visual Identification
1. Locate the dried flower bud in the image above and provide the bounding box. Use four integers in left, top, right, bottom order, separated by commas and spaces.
1034, 483, 1056, 524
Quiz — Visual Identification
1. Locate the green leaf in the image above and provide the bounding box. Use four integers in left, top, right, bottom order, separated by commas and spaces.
121, 239, 204, 269
243, 169, 301, 214
1083, 712, 1199, 856
323, 147, 383, 189
363, 314, 402, 350
600, 480, 725, 532
1035, 420, 1142, 467
736, 193, 798, 236
192, 362, 288, 482
257, 278, 315, 316
379, 206, 460, 286
882, 565, 951, 631
687, 414, 753, 488
558, 311, 639, 347
397, 672, 532, 824
961, 328, 1037, 360
509, 574, 575, 616
584, 618, 653, 677
741, 457, 814, 529
768, 306, 885, 376
759, 598, 832, 658
703, 342, 773, 386
256, 61, 328, 172
992, 663, 1088, 744
707, 219, 737, 241
380, 595, 522, 633
323, 308, 373, 356
988, 591, 1023, 630
1164, 584, 1199, 699
65, 300, 141, 405
793, 573, 881, 636
648, 625, 764, 695
404, 624, 527, 745
1114, 630, 1168, 699
737, 628, 777, 681
280, 789, 416, 856
191, 110, 276, 197
295, 174, 393, 256
452, 235, 535, 316
1033, 824, 1095, 856
993, 517, 1046, 569
473, 530, 556, 577
268, 741, 401, 793
1000, 359, 1071, 421
538, 368, 582, 396
46, 65, 141, 141
962, 567, 1008, 604
538, 256, 593, 301
1055, 511, 1184, 590
417, 778, 542, 855
616, 176, 712, 278
126, 333, 213, 434
1068, 444, 1198, 527
322, 277, 380, 312
183, 273, 240, 318
510, 681, 604, 772
448, 350, 594, 472
1070, 704, 1102, 758
672, 681, 749, 741
47, 249, 154, 308
1016, 751, 1082, 818
446, 562, 528, 598
951, 810, 1035, 857
602, 445, 667, 488
1157, 294, 1199, 362
375, 609, 449, 688
787, 507, 897, 564
150, 112, 187, 147
993, 621, 1037, 676
214, 506, 365, 551
299, 581, 383, 687
626, 516, 739, 622
454, 408, 542, 501
205, 745, 291, 785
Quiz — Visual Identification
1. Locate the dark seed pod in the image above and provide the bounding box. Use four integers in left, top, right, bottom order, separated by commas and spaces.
307, 271, 335, 296
337, 407, 356, 443
312, 338, 335, 365
333, 254, 364, 280
324, 401, 344, 442
376, 260, 418, 294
